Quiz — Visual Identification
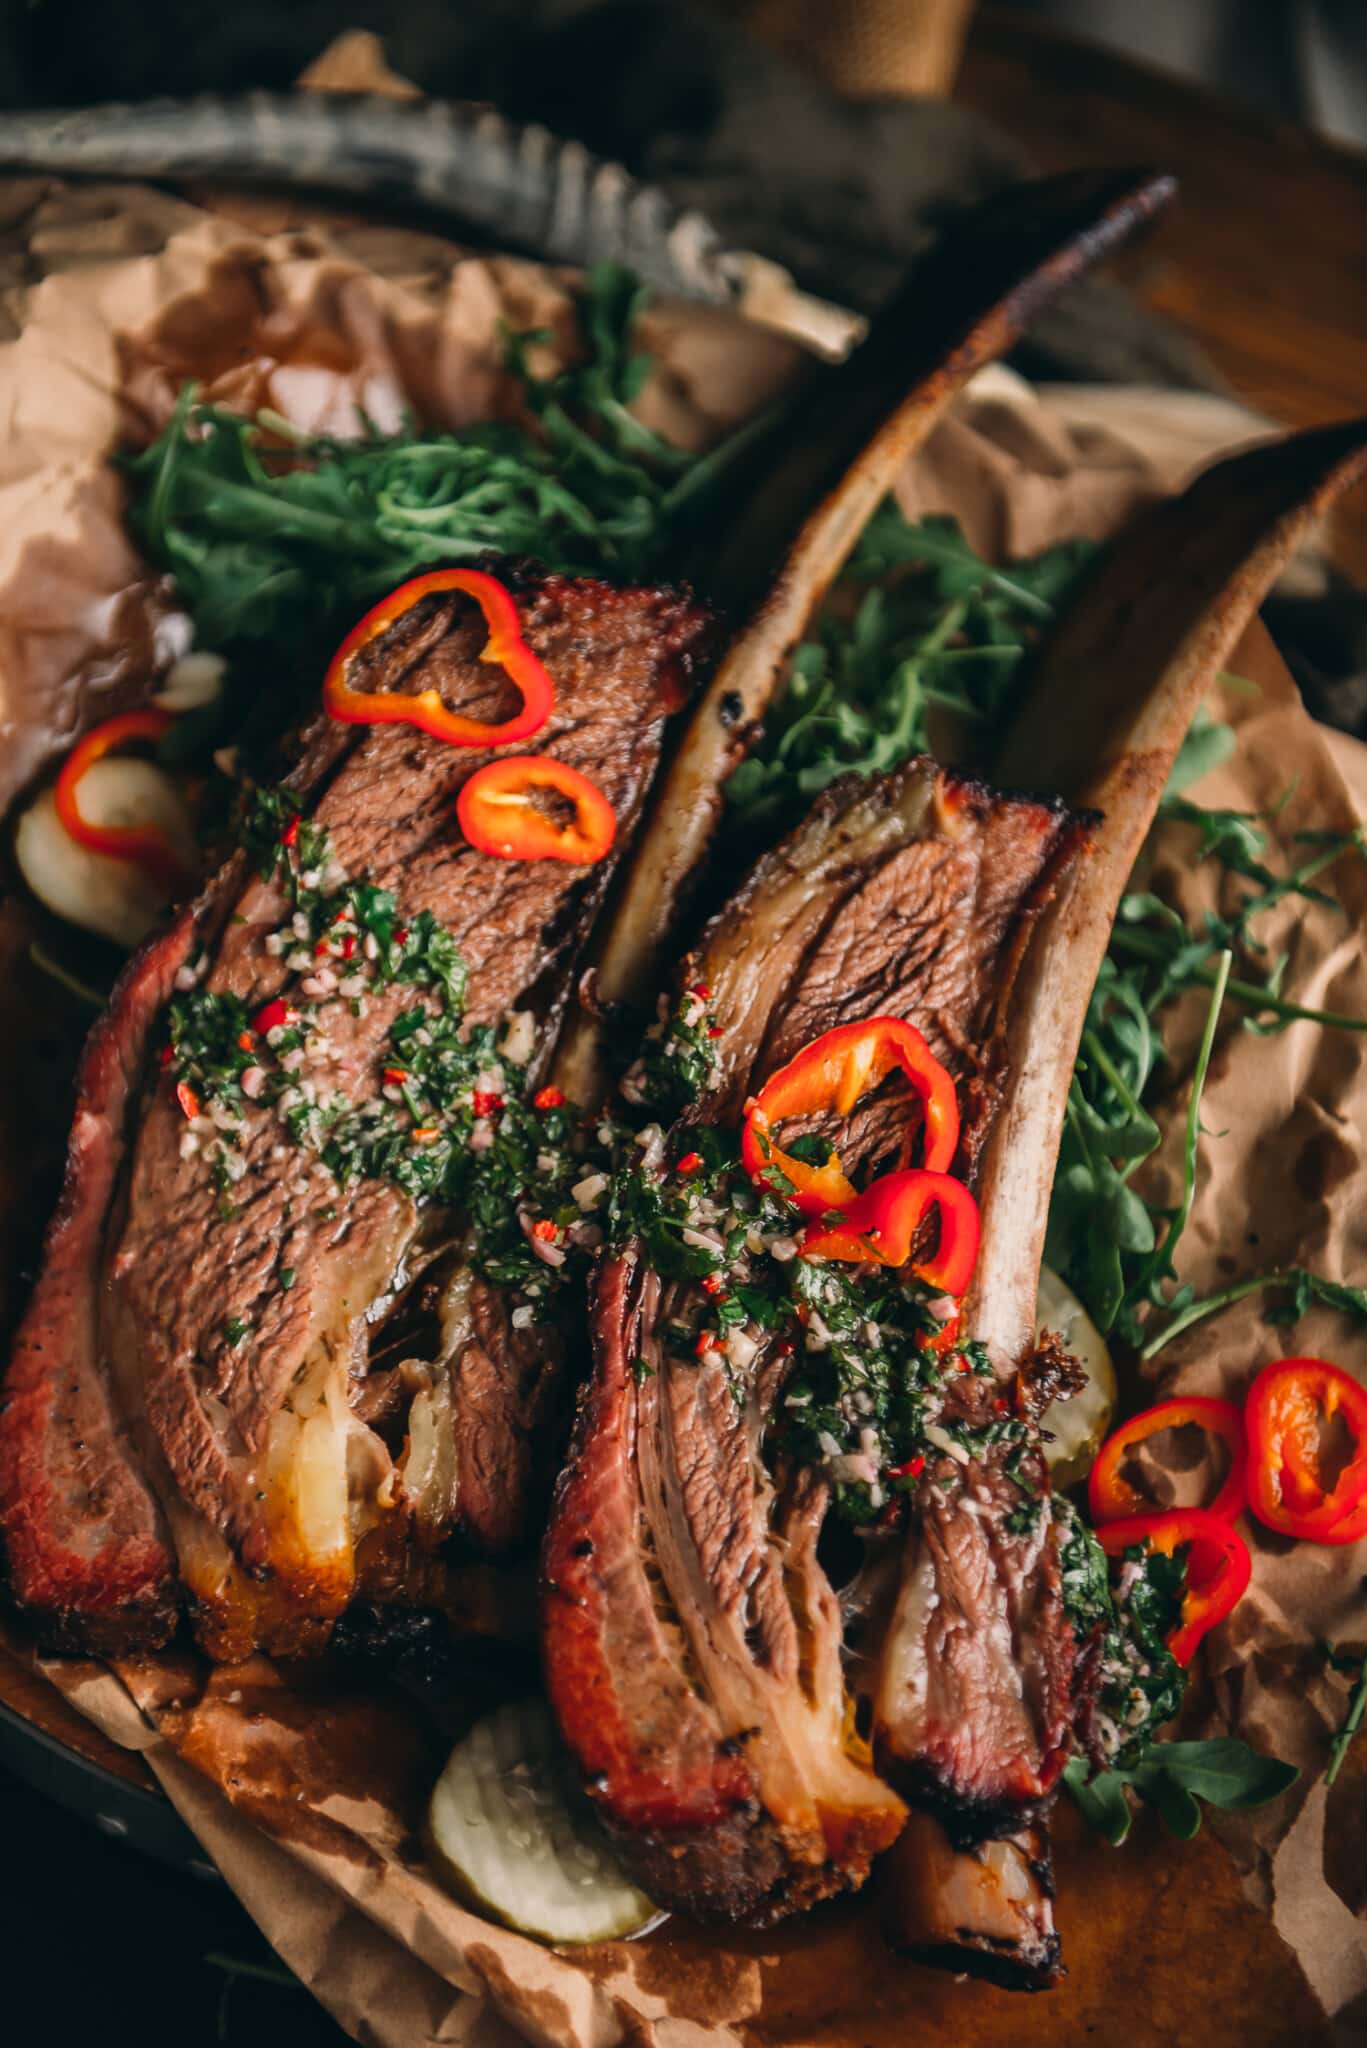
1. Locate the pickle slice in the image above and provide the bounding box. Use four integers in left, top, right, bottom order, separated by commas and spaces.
427, 1698, 661, 1945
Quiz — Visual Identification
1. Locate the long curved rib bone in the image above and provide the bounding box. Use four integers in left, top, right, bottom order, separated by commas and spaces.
553, 166, 1176, 1104
884, 419, 1367, 1986
967, 418, 1367, 1368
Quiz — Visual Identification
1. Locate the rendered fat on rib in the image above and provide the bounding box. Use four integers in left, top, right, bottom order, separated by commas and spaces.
543, 759, 1087, 1923
0, 565, 711, 1659
554, 165, 1176, 1103
874, 420, 1367, 1986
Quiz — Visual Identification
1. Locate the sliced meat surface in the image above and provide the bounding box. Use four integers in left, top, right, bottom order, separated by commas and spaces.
544, 757, 1085, 1924
874, 1408, 1075, 1839
3, 562, 710, 1658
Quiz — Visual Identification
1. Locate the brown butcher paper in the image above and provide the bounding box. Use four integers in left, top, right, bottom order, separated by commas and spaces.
0, 161, 1363, 2048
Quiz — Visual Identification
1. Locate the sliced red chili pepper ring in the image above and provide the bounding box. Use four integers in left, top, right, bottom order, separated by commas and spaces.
1244, 1356, 1367, 1544
323, 568, 555, 750
1088, 1396, 1248, 1527
741, 1016, 960, 1217
1095, 1508, 1252, 1666
800, 1167, 980, 1298
54, 708, 192, 890
457, 755, 616, 865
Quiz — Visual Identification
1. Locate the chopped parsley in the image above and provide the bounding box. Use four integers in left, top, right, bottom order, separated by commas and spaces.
619, 986, 725, 1115
1057, 1498, 1186, 1770
604, 1118, 1035, 1525
1053, 1500, 1294, 1846
162, 801, 605, 1322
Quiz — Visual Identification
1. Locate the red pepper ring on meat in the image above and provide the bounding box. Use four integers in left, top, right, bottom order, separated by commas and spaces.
457, 755, 617, 865
54, 708, 192, 890
1088, 1397, 1248, 1527
740, 1017, 960, 1217
1096, 1509, 1252, 1666
1244, 1356, 1367, 1544
322, 568, 555, 750
800, 1168, 980, 1297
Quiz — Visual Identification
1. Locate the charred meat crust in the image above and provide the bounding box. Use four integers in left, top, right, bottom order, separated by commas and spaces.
1, 562, 712, 1659
903, 1934, 1063, 1994
879, 1810, 1062, 1990
544, 758, 1089, 1923
0, 910, 193, 1653
544, 1251, 894, 1927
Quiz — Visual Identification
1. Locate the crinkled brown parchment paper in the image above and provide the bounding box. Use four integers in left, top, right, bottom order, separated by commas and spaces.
0, 170, 1363, 2048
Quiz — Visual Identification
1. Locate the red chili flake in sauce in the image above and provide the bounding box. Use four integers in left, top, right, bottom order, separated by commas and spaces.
159, 1044, 174, 1069
340, 934, 357, 961
533, 1085, 565, 1111
472, 1090, 504, 1118
280, 814, 301, 848
700, 1273, 726, 1297
393, 927, 409, 946
707, 1025, 724, 1039
694, 1331, 719, 1357
382, 1067, 408, 1086
253, 998, 293, 1033
675, 1150, 704, 1175
410, 1126, 439, 1144
532, 1218, 559, 1242
689, 984, 711, 1000
888, 1453, 926, 1480
175, 1080, 201, 1120
237, 1032, 254, 1052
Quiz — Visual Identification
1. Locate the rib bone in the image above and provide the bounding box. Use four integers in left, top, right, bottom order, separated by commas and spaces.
883, 420, 1367, 1985
553, 167, 1176, 1104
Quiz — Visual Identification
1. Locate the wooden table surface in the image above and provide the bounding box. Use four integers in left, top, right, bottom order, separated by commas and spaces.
958, 7, 1367, 576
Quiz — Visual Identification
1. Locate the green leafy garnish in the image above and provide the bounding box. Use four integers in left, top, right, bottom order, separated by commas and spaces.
1050, 795, 1367, 1340
1064, 1740, 1299, 1846
1325, 1645, 1367, 1786
1057, 1497, 1298, 1842
724, 508, 1096, 839
1141, 1267, 1367, 1360
123, 265, 759, 749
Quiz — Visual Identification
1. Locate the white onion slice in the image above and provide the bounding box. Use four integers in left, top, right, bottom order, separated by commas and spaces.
15, 756, 196, 948
151, 650, 226, 711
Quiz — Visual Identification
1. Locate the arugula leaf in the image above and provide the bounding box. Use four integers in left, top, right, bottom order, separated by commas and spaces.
723, 508, 1097, 840
1163, 707, 1237, 797
124, 265, 761, 756
1121, 949, 1231, 1319
1063, 1755, 1135, 1844
1147, 1738, 1302, 1808
1065, 1738, 1299, 1845
1325, 1647, 1367, 1785
1141, 1266, 1367, 1359
1052, 789, 1367, 1339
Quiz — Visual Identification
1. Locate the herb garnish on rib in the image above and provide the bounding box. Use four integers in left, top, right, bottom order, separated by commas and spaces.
1057, 1498, 1299, 1842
